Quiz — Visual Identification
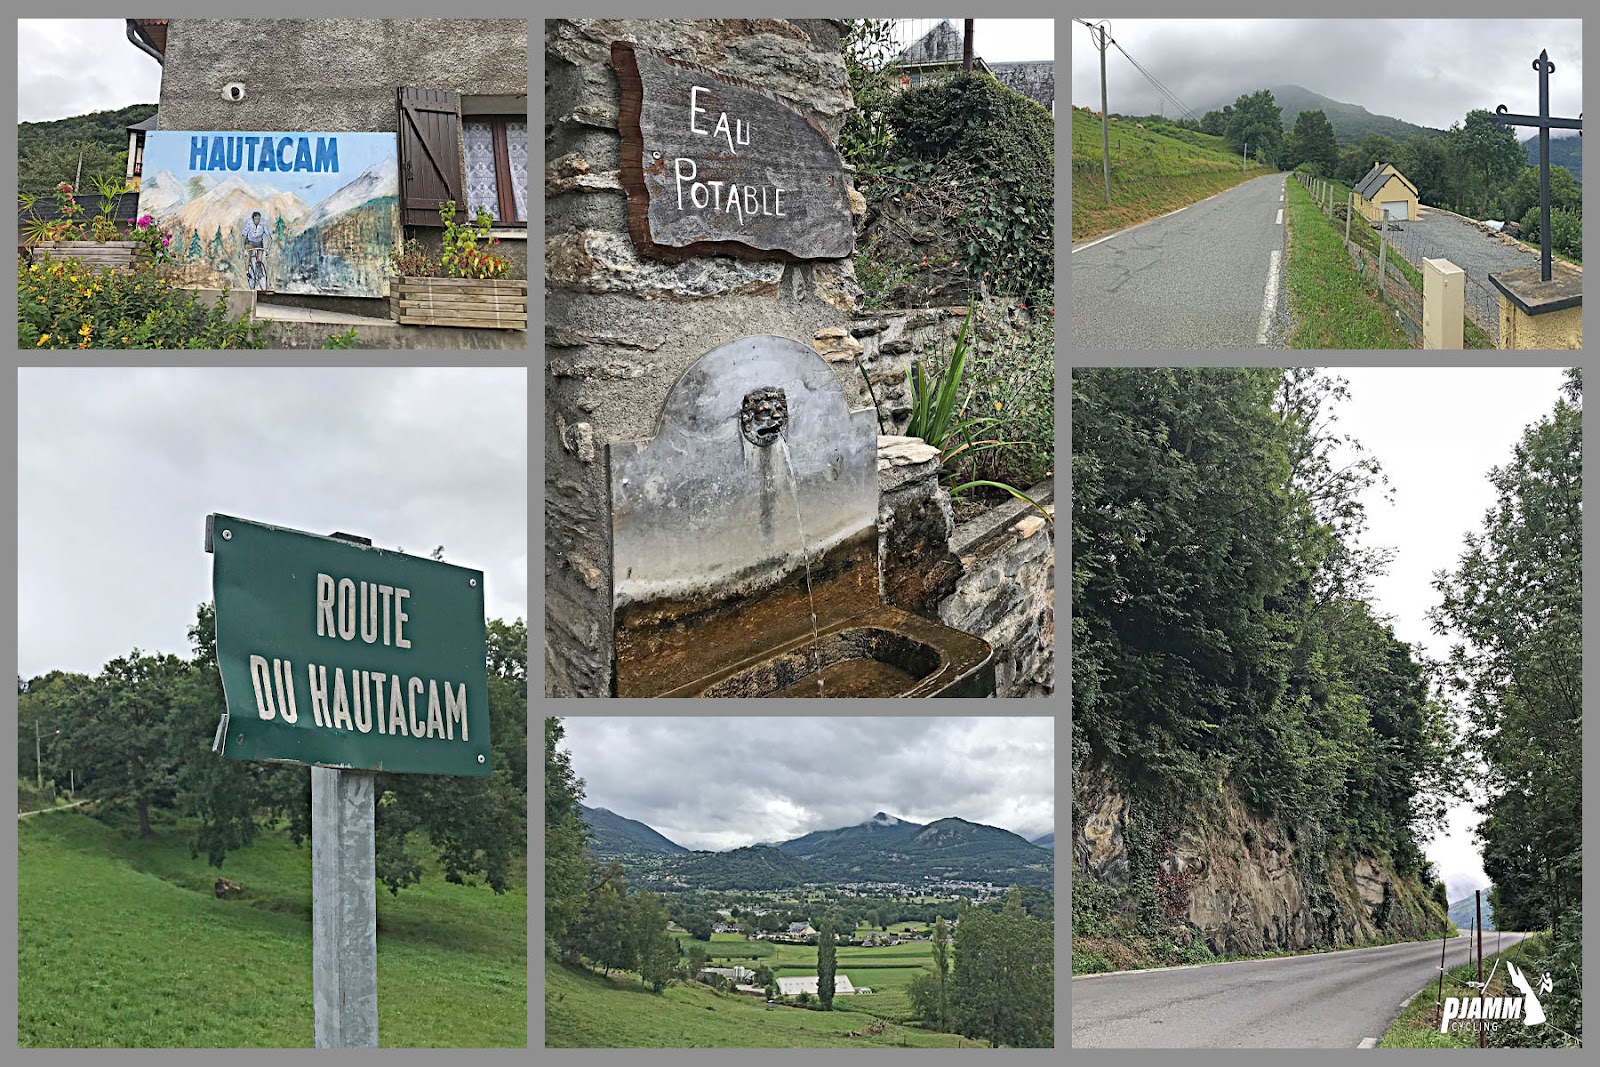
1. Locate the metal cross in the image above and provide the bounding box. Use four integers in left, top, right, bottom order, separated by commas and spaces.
1491, 50, 1582, 282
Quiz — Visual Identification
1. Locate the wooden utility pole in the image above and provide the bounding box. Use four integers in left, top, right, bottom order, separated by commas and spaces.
962, 19, 974, 73
1092, 22, 1111, 204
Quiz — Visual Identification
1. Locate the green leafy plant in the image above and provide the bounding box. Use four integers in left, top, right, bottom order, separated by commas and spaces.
438, 200, 509, 279
389, 237, 441, 278
898, 301, 1051, 519
322, 327, 359, 349
20, 253, 264, 350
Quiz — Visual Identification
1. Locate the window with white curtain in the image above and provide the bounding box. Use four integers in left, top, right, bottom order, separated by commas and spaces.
462, 117, 527, 225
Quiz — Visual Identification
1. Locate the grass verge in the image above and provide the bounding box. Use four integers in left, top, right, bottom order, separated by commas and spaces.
1378, 933, 1556, 1048
18, 806, 525, 1047
1072, 925, 1455, 977
1283, 177, 1411, 349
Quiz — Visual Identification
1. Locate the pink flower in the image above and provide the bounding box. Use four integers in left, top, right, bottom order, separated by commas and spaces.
136, 214, 154, 228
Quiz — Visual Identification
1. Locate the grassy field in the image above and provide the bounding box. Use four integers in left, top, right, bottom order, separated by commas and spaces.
1379, 934, 1548, 1048
1283, 176, 1412, 349
545, 962, 975, 1048
17, 806, 526, 1048
1072, 108, 1265, 241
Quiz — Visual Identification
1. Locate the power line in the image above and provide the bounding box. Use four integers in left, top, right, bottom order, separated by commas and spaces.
1076, 19, 1198, 122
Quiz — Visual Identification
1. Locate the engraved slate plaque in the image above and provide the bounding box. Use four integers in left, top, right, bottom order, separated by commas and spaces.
612, 41, 854, 262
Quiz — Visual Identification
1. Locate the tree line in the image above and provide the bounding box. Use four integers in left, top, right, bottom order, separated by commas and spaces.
1154, 89, 1583, 260
18, 603, 528, 893
1431, 371, 1582, 1047
1073, 369, 1461, 918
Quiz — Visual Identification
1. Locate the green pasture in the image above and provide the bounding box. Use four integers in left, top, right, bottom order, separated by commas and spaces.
17, 807, 526, 1048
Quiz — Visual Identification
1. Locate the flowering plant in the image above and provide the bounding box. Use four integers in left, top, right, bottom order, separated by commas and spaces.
438, 200, 509, 280
126, 214, 175, 261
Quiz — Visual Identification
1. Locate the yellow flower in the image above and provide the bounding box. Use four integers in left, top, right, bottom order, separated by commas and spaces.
994, 401, 1003, 411
36, 334, 49, 346
29, 264, 39, 272
70, 275, 78, 283
79, 321, 92, 338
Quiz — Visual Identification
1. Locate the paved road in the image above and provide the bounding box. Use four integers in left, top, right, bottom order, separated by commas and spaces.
1073, 173, 1289, 349
1073, 932, 1529, 1048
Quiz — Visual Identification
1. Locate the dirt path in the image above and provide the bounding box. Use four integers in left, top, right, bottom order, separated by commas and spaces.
18, 798, 89, 819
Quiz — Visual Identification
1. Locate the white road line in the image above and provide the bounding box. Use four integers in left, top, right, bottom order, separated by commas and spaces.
1280, 193, 1284, 201
1071, 203, 1190, 254
1276, 208, 1284, 225
1256, 249, 1282, 346
1357, 1037, 1378, 1049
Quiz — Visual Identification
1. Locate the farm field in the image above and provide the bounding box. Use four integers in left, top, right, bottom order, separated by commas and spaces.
17, 807, 526, 1048
545, 962, 975, 1048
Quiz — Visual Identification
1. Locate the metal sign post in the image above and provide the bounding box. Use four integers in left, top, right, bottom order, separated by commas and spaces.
1490, 50, 1583, 282
206, 515, 491, 1048
312, 766, 377, 1047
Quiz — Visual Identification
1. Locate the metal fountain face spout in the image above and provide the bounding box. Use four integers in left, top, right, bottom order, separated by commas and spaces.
740, 387, 788, 448
606, 335, 993, 698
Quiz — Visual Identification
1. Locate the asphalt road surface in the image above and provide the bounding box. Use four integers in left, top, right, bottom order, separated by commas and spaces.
1073, 931, 1530, 1048
1073, 173, 1289, 349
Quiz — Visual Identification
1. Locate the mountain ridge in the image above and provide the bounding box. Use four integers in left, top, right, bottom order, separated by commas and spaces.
579, 803, 689, 857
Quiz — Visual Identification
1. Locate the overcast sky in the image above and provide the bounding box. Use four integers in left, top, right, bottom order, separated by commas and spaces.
558, 717, 1055, 851
1071, 19, 1581, 134
17, 368, 527, 680
17, 19, 162, 124
1329, 367, 1569, 903
15, 18, 1054, 126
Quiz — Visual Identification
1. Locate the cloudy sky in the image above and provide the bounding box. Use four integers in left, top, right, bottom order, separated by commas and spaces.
1071, 19, 1581, 134
14, 18, 1054, 125
1330, 367, 1570, 902
557, 717, 1055, 851
17, 19, 163, 124
17, 368, 527, 680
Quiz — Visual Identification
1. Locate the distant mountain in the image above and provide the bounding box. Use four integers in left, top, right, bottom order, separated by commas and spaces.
293, 159, 399, 233
774, 812, 1053, 887
1031, 832, 1054, 849
1523, 134, 1582, 183
150, 171, 310, 242
580, 804, 688, 858
1448, 893, 1496, 932
1200, 84, 1442, 146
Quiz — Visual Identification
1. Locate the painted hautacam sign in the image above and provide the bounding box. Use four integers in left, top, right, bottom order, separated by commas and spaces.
140, 131, 399, 297
611, 42, 853, 262
208, 515, 490, 776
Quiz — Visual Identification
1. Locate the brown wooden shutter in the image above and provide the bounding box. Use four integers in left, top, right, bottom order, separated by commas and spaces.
397, 87, 462, 227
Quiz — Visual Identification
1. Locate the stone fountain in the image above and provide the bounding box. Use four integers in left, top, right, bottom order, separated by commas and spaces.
607, 334, 993, 697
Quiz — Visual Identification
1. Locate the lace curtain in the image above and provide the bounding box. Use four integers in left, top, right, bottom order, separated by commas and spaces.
463, 120, 500, 221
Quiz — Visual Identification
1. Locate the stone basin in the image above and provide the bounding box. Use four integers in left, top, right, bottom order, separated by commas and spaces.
663, 606, 994, 698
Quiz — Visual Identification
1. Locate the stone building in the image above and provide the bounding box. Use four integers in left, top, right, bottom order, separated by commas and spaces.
125, 17, 529, 317
893, 20, 1054, 113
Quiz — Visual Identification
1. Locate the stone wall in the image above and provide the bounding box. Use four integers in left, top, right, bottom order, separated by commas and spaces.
544, 19, 866, 696
989, 62, 1055, 112
875, 436, 1054, 698
938, 483, 1055, 698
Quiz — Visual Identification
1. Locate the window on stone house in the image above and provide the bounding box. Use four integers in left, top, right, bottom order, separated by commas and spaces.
462, 117, 527, 226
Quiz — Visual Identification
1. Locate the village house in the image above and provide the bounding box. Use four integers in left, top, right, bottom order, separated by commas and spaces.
697, 966, 756, 986
786, 921, 818, 938
1352, 161, 1421, 223
121, 17, 527, 343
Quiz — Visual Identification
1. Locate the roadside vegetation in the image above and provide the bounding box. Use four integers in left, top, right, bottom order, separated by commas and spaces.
1071, 110, 1264, 241
1282, 177, 1411, 348
1380, 932, 1578, 1048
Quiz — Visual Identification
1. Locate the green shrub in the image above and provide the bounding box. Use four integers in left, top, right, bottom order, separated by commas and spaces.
1518, 206, 1583, 263
20, 253, 264, 349
885, 74, 1054, 300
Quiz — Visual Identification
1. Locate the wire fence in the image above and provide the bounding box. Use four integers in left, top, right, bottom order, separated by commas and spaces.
1296, 174, 1502, 345
1294, 173, 1502, 348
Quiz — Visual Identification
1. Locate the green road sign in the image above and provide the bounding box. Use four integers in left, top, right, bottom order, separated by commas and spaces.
208, 514, 490, 776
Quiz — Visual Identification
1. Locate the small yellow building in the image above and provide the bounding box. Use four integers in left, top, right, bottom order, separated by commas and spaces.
1353, 162, 1420, 222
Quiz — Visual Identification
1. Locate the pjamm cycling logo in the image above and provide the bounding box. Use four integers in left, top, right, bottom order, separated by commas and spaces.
1440, 960, 1551, 1033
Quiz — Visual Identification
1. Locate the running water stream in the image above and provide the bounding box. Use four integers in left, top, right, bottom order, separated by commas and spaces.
774, 437, 825, 695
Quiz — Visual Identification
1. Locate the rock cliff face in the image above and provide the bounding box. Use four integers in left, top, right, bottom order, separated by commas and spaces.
1074, 766, 1443, 956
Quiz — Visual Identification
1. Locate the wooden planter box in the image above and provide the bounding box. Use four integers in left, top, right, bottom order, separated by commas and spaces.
394, 276, 527, 330
31, 241, 143, 270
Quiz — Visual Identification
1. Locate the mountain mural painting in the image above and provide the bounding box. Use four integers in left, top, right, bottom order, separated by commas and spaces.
140, 131, 400, 298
